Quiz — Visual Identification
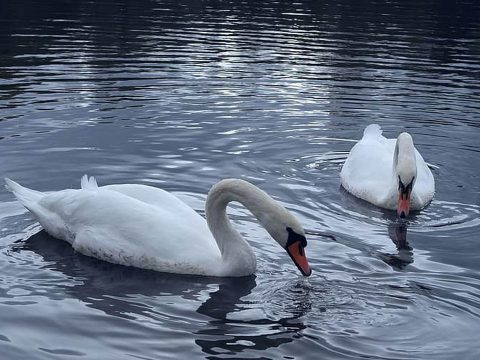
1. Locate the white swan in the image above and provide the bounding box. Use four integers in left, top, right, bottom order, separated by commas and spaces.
5, 176, 311, 277
340, 124, 435, 217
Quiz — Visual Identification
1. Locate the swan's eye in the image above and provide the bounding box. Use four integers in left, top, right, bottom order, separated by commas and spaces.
286, 227, 308, 248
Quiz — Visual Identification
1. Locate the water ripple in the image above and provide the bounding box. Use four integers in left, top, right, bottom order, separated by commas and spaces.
1, 0, 480, 359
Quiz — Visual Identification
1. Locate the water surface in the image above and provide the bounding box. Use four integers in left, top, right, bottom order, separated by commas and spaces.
1, 0, 479, 359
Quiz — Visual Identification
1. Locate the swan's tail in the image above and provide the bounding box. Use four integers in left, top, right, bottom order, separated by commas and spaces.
80, 174, 98, 190
363, 124, 382, 138
5, 178, 45, 209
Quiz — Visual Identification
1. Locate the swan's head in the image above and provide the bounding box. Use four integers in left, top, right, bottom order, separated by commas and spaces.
206, 178, 312, 277
285, 226, 312, 277
261, 209, 312, 277
395, 132, 417, 218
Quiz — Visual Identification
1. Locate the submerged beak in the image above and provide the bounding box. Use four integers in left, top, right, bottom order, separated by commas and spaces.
397, 190, 411, 218
286, 241, 312, 276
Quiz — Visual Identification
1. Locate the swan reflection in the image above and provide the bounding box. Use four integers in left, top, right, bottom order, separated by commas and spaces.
339, 185, 415, 269
388, 221, 410, 251
379, 220, 414, 269
17, 230, 310, 356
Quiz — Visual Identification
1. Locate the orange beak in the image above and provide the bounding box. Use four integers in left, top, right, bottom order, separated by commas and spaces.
286, 241, 312, 276
397, 191, 411, 218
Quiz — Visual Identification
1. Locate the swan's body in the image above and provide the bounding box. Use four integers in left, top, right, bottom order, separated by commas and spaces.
5, 176, 311, 277
340, 124, 434, 216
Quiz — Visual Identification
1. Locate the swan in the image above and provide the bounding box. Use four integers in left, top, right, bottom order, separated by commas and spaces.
340, 124, 435, 217
5, 176, 311, 277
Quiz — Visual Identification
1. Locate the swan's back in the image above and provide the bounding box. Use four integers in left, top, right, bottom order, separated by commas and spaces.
340, 125, 396, 207
6, 177, 222, 275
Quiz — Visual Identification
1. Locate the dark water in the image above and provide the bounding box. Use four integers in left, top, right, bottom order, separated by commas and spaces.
1, 0, 480, 359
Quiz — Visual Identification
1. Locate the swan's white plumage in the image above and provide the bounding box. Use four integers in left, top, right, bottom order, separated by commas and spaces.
5, 176, 309, 277
6, 176, 225, 275
340, 124, 434, 210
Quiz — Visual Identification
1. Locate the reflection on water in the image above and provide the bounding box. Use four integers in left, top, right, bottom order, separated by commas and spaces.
196, 280, 310, 356
1, 0, 480, 358
388, 221, 410, 250
335, 187, 416, 269
17, 230, 310, 357
382, 221, 414, 269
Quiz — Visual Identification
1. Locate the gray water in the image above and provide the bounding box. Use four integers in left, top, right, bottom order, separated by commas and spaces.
1, 0, 479, 359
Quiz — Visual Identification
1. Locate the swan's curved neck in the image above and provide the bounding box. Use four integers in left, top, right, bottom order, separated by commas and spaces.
390, 133, 417, 198
392, 133, 416, 178
205, 179, 286, 276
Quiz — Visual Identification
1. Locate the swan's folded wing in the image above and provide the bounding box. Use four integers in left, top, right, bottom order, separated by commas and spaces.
412, 150, 435, 208
38, 188, 221, 273
340, 139, 397, 208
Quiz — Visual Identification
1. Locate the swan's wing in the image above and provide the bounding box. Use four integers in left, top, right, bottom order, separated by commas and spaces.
340, 134, 396, 207
103, 184, 210, 230
36, 188, 221, 273
412, 150, 435, 208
